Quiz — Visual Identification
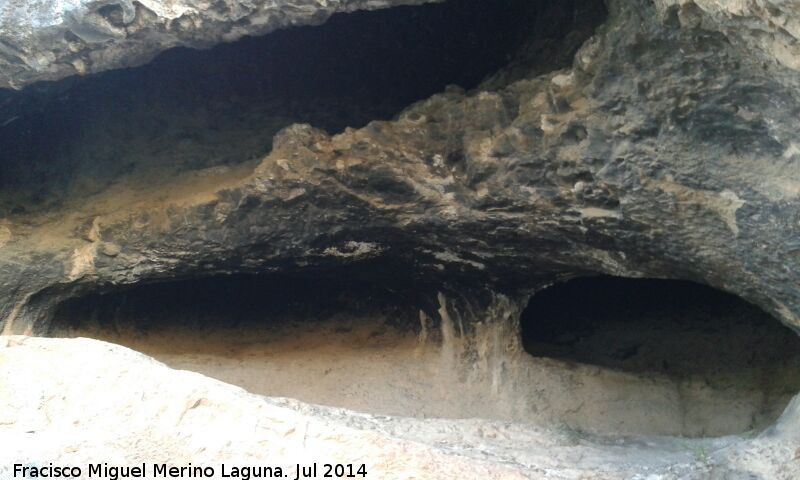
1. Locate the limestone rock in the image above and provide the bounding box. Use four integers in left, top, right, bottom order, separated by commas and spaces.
0, 0, 432, 89
0, 0, 799, 476
0, 336, 798, 479
2, 0, 800, 335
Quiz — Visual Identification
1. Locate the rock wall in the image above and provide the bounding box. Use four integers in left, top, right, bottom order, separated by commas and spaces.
0, 0, 798, 339
0, 0, 434, 89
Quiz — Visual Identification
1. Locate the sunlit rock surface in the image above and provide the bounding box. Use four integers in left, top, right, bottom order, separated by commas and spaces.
0, 336, 798, 480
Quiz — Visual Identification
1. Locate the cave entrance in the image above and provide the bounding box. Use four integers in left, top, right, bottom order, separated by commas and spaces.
0, 0, 607, 218
520, 276, 800, 437
50, 272, 437, 417
49, 273, 800, 437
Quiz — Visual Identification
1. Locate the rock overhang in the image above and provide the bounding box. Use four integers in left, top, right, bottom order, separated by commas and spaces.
0, 0, 797, 337
0, 0, 439, 89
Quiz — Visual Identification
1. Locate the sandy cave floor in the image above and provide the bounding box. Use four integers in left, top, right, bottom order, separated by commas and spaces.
7, 335, 800, 480
52, 306, 800, 439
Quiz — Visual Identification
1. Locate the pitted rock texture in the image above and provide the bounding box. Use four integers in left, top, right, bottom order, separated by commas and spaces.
0, 0, 797, 338
0, 0, 433, 89
0, 0, 799, 334
654, 0, 800, 74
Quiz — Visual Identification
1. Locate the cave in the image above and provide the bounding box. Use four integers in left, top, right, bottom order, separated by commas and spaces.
3, 0, 800, 475
48, 272, 442, 419
48, 273, 800, 438
521, 276, 800, 437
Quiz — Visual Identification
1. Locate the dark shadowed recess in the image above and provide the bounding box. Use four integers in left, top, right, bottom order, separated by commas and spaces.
0, 0, 608, 216
50, 271, 426, 335
522, 276, 800, 379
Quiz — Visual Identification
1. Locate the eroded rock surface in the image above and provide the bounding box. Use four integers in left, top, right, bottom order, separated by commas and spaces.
654, 0, 800, 74
1, 0, 799, 476
1, 0, 799, 335
0, 0, 433, 89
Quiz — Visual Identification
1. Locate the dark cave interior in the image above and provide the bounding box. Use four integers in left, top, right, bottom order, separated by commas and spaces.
47, 273, 800, 436
50, 272, 421, 335
520, 276, 800, 434
522, 276, 800, 385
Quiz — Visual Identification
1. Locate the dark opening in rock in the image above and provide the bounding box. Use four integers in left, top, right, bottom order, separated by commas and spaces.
48, 273, 800, 437
0, 0, 607, 217
51, 272, 420, 335
521, 276, 800, 437
49, 272, 441, 418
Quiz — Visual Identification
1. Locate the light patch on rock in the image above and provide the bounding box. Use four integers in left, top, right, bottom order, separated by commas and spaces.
436, 205, 461, 219
416, 310, 432, 349
0, 293, 35, 336
774, 301, 800, 331
335, 156, 363, 170
67, 244, 97, 280
99, 242, 121, 257
68, 217, 102, 280
322, 241, 382, 258
551, 72, 574, 88
579, 207, 622, 219
757, 178, 800, 201
540, 113, 561, 134
649, 180, 746, 236
279, 187, 306, 201
436, 293, 462, 372
584, 248, 637, 277
718, 190, 745, 236
783, 143, 800, 159
429, 250, 486, 270
0, 224, 11, 248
